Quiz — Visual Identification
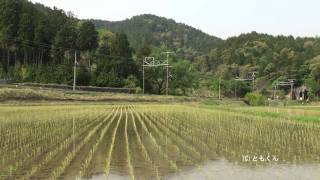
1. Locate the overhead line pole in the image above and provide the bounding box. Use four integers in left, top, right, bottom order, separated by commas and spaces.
142, 58, 145, 94
162, 52, 173, 96
143, 54, 172, 96
278, 79, 296, 100
166, 60, 169, 96
288, 79, 296, 100
73, 51, 77, 91
249, 71, 258, 91
219, 77, 221, 100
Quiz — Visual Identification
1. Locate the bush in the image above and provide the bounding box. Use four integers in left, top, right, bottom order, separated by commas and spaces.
123, 75, 139, 88
245, 92, 266, 106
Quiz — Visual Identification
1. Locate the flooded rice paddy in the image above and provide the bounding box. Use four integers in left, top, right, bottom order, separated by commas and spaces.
0, 104, 320, 179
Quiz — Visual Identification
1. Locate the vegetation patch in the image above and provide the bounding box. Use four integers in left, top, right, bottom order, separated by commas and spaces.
1, 104, 319, 179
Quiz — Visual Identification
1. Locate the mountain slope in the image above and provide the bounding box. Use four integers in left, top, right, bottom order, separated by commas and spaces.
91, 14, 222, 55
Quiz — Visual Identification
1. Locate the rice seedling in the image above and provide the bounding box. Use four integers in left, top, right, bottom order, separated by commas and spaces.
134, 109, 179, 172
104, 106, 122, 179
0, 103, 319, 179
129, 107, 160, 180
79, 107, 119, 177
124, 108, 135, 180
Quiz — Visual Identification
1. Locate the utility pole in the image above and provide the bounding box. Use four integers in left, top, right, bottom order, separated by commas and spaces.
142, 58, 145, 94
219, 77, 221, 100
73, 51, 77, 91
288, 79, 296, 100
143, 53, 172, 96
166, 62, 169, 96
249, 71, 258, 91
162, 52, 173, 96
73, 116, 75, 152
273, 85, 277, 100
234, 81, 237, 99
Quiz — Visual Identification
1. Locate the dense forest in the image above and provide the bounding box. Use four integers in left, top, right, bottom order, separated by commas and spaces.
93, 14, 223, 59
1, 0, 319, 99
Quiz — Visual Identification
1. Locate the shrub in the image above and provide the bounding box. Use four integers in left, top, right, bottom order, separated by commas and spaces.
245, 92, 266, 106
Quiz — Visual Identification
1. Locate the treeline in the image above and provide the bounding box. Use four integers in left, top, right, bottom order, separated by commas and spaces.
0, 0, 198, 95
1, 0, 319, 98
193, 32, 320, 98
0, 0, 97, 79
92, 14, 223, 59
93, 15, 320, 98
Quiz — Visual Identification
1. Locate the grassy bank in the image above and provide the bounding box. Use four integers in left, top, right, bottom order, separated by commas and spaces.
0, 87, 198, 103
1, 87, 247, 106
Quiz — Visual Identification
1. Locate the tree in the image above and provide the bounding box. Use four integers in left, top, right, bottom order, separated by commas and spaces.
95, 33, 137, 87
52, 21, 77, 63
76, 66, 91, 86
76, 21, 98, 51
0, 0, 21, 72
0, 0, 21, 39
34, 16, 51, 64
171, 60, 199, 95
136, 44, 151, 63
18, 9, 36, 64
305, 55, 320, 97
109, 33, 136, 78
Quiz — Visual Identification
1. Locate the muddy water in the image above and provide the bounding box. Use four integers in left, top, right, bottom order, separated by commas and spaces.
82, 107, 320, 180
89, 159, 320, 180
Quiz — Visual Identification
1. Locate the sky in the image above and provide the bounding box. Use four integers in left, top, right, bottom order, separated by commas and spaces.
30, 0, 320, 39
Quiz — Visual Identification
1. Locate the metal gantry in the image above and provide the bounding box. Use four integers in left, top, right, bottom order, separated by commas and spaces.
277, 79, 296, 99
235, 71, 258, 91
142, 53, 172, 95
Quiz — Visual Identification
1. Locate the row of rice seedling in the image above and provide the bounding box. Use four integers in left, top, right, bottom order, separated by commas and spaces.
129, 107, 160, 180
79, 106, 119, 177
105, 107, 123, 179
0, 106, 110, 178
22, 109, 112, 179
142, 112, 199, 164
4, 112, 103, 168
1, 104, 320, 179
157, 105, 319, 164
0, 106, 105, 155
124, 108, 135, 180
148, 112, 211, 159
139, 111, 211, 179
0, 105, 112, 176
139, 112, 186, 178
134, 109, 179, 173
47, 107, 116, 179
147, 112, 208, 162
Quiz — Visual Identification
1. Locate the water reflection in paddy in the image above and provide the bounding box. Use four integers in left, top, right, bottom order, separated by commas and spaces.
90, 159, 320, 180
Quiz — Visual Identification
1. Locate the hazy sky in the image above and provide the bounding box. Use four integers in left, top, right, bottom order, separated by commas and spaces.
30, 0, 319, 39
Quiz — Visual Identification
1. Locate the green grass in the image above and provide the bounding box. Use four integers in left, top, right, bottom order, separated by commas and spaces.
0, 87, 201, 103
293, 115, 320, 123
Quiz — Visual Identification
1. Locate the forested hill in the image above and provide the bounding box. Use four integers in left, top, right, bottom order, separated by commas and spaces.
91, 14, 223, 56
0, 0, 319, 97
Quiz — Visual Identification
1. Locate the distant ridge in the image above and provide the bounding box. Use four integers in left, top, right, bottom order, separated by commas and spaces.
91, 14, 223, 56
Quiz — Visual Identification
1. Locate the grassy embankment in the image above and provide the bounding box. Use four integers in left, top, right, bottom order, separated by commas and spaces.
0, 87, 245, 105
1, 87, 319, 123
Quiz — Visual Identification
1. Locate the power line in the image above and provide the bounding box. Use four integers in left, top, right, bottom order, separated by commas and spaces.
1, 37, 77, 51
142, 52, 173, 95
235, 72, 258, 91
1, 37, 137, 61
162, 52, 174, 96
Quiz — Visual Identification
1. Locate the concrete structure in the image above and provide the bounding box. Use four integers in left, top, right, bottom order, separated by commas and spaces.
0, 79, 10, 84
292, 86, 309, 101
